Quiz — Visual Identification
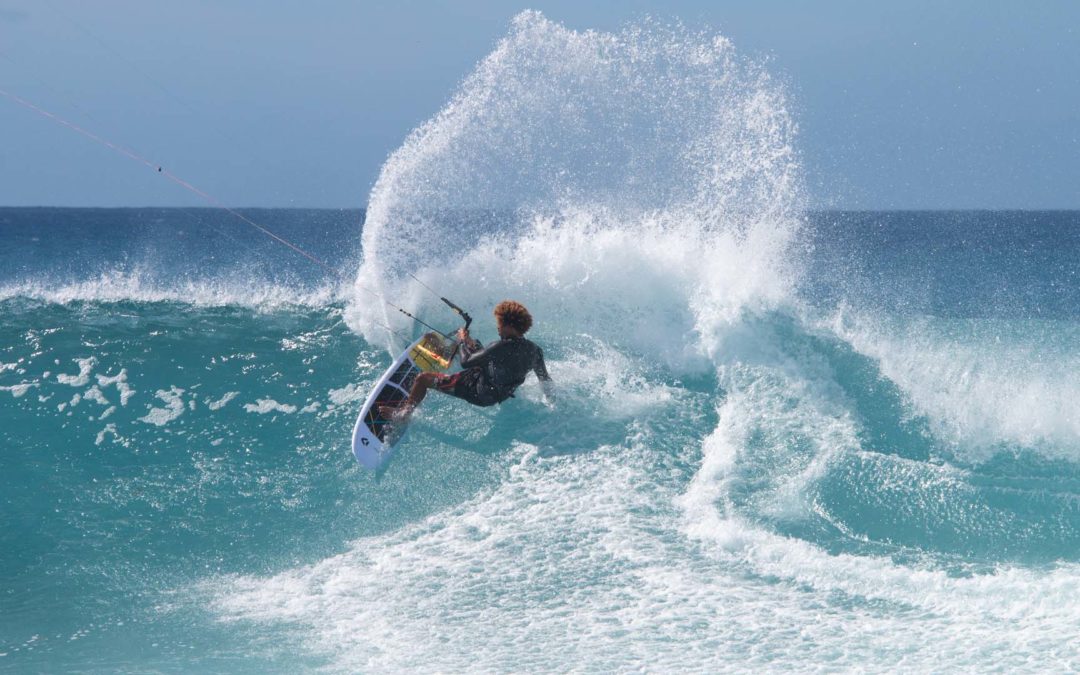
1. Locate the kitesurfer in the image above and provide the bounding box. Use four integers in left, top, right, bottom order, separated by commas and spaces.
379, 300, 553, 420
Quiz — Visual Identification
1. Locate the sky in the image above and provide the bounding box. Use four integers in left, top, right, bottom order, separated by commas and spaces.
1, 0, 1078, 209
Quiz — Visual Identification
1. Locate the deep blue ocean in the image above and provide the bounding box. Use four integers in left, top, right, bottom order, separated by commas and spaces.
3, 12, 1079, 673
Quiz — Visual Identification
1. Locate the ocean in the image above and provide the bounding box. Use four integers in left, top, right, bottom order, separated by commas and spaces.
3, 11, 1079, 673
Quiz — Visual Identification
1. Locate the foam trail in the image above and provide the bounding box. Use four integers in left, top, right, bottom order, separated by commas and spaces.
215, 442, 1080, 672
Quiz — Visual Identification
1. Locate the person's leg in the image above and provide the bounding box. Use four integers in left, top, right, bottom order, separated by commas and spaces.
377, 372, 440, 419
405, 371, 438, 407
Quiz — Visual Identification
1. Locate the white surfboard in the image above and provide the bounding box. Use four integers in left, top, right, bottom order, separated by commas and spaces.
351, 331, 456, 470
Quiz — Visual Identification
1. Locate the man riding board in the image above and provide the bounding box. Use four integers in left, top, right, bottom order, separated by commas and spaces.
379, 300, 553, 421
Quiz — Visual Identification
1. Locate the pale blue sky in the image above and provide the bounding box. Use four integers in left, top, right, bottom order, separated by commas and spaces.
1, 1, 1077, 208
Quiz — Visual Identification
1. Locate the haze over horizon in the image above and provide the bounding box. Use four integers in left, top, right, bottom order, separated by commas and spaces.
1, 1, 1078, 209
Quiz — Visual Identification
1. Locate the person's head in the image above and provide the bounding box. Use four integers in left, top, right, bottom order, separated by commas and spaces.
494, 300, 532, 337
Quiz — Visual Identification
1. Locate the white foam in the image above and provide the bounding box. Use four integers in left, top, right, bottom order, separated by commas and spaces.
94, 424, 118, 446
96, 370, 136, 406
57, 357, 96, 387
213, 446, 663, 671
206, 391, 239, 411
139, 387, 186, 426
0, 383, 37, 398
243, 398, 297, 415
555, 336, 676, 416
83, 385, 109, 406
327, 383, 365, 406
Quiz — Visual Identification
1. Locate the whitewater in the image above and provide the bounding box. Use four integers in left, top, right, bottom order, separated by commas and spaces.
3, 12, 1079, 672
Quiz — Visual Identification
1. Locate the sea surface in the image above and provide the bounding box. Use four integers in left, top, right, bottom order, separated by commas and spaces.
3, 12, 1080, 673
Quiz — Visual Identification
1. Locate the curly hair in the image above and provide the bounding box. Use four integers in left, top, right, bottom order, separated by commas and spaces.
494, 300, 533, 334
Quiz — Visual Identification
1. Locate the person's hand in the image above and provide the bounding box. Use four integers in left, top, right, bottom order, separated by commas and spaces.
456, 327, 470, 341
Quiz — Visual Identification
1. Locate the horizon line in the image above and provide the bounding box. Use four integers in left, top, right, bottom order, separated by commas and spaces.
3, 205, 1080, 213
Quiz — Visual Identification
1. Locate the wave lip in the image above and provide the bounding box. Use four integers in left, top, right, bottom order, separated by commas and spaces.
826, 310, 1080, 458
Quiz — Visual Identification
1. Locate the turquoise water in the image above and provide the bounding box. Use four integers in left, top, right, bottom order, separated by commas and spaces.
4, 12, 1080, 672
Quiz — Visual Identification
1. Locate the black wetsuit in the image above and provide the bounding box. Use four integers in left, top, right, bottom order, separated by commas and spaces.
437, 336, 551, 407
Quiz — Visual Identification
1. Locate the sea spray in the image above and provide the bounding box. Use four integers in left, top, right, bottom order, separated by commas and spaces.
350, 11, 803, 350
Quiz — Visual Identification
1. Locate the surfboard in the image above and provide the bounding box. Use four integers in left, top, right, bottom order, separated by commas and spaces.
351, 331, 456, 470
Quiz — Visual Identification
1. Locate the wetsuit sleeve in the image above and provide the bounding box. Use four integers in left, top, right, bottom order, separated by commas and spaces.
533, 346, 551, 381
534, 346, 555, 404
